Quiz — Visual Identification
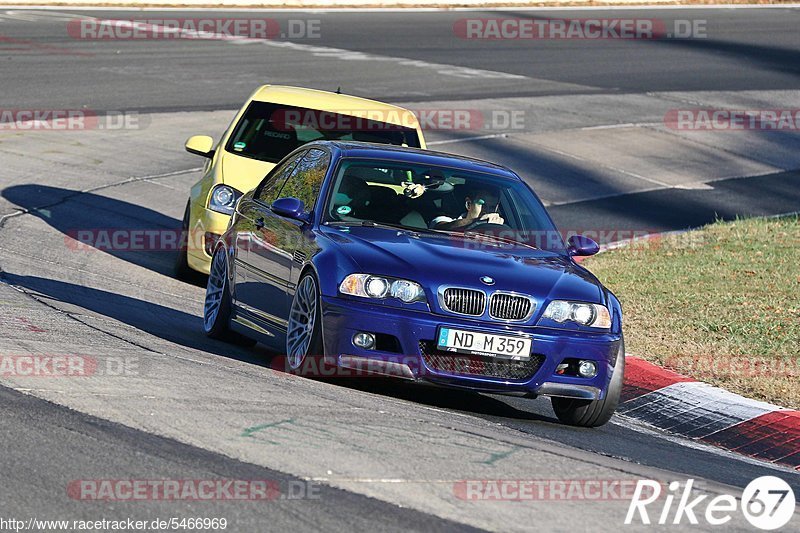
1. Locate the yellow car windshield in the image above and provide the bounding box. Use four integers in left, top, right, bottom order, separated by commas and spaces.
225, 101, 421, 163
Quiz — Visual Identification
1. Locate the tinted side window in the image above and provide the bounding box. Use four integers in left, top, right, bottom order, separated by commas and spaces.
255, 150, 307, 204
275, 149, 330, 213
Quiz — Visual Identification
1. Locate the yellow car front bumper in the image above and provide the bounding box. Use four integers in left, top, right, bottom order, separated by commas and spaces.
186, 205, 232, 275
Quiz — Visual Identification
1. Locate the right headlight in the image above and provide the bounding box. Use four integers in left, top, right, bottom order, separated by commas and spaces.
541, 300, 611, 329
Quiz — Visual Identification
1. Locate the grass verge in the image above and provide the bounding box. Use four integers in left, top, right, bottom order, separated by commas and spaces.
583, 215, 800, 409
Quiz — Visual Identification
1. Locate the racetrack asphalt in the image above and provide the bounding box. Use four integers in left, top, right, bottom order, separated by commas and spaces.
0, 6, 798, 531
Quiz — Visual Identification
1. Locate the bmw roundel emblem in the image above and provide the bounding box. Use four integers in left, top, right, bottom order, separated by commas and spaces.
480, 276, 495, 285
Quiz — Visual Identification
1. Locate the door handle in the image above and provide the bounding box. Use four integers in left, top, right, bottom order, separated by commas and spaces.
255, 217, 265, 230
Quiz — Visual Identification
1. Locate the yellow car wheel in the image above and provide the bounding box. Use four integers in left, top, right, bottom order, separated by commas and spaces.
174, 200, 194, 280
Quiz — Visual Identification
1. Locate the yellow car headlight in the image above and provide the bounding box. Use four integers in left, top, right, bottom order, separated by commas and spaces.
208, 185, 242, 215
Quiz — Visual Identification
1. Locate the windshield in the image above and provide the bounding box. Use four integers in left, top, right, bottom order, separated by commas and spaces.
324, 158, 564, 252
225, 101, 422, 163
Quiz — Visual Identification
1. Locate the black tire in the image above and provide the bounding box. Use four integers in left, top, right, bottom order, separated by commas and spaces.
552, 339, 625, 428
286, 271, 324, 370
203, 248, 256, 346
174, 200, 194, 280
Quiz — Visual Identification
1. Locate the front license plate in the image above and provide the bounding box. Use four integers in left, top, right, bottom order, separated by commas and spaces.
437, 327, 531, 360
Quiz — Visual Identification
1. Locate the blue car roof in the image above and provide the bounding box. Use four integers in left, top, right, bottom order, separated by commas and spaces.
306, 140, 521, 180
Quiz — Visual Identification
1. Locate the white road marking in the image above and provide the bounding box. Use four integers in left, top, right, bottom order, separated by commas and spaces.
9, 11, 527, 80
0, 11, 43, 21
0, 244, 204, 305
427, 133, 509, 145
673, 182, 715, 190
234, 38, 527, 80
544, 168, 782, 206
528, 141, 677, 189
581, 122, 664, 131
1, 9, 83, 21
142, 177, 179, 190
13, 389, 161, 399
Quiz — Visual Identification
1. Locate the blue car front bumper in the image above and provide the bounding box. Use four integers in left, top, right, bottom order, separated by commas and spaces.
321, 296, 622, 400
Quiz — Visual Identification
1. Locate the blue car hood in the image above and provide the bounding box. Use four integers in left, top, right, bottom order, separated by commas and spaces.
321, 225, 604, 304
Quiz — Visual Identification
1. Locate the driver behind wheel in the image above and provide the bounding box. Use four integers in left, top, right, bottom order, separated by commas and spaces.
430, 187, 504, 230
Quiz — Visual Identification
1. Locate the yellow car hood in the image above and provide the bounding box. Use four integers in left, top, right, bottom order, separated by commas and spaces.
220, 151, 276, 194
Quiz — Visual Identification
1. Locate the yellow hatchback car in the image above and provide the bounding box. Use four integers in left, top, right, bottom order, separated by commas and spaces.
177, 85, 426, 276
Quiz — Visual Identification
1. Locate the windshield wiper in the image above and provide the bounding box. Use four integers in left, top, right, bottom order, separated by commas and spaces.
326, 220, 537, 249
460, 230, 538, 250
326, 220, 419, 233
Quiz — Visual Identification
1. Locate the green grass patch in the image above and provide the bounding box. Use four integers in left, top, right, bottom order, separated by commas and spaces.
583, 215, 800, 408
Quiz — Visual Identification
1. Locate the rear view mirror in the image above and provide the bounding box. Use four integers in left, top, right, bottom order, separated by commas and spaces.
567, 235, 600, 257
271, 197, 306, 220
185, 135, 215, 158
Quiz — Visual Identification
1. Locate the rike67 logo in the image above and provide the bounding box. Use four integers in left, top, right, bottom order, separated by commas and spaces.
626, 476, 795, 530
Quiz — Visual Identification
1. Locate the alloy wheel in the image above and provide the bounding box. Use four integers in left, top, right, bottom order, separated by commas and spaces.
204, 250, 226, 332
286, 275, 318, 369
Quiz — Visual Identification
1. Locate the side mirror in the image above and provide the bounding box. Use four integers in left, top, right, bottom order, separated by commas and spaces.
185, 135, 215, 158
567, 235, 600, 257
271, 197, 306, 220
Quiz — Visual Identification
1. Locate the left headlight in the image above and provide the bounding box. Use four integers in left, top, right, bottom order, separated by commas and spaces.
541, 300, 611, 329
339, 274, 426, 304
208, 184, 243, 215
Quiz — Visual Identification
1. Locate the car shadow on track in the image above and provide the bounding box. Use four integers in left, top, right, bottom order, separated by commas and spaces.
549, 170, 800, 234
338, 378, 560, 423
500, 11, 800, 84
1, 184, 202, 284
3, 274, 270, 362
455, 137, 800, 236
5, 272, 560, 423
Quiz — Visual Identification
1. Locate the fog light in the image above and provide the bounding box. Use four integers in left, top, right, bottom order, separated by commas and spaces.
352, 332, 375, 350
578, 360, 597, 378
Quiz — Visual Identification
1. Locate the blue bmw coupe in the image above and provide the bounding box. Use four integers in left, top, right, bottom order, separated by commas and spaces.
203, 141, 624, 427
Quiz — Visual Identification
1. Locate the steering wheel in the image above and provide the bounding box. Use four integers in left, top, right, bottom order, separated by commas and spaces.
426, 179, 454, 191
464, 219, 511, 232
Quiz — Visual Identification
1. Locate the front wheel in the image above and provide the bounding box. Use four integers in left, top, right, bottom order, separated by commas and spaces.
286, 272, 323, 370
551, 339, 625, 428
